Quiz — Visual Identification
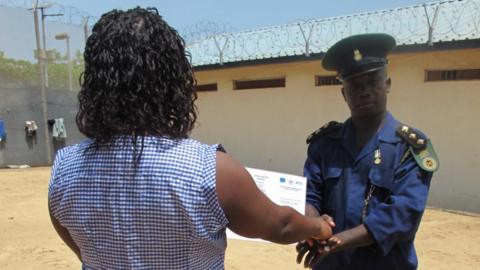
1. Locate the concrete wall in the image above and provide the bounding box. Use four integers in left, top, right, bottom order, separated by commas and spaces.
0, 84, 84, 166
191, 48, 480, 213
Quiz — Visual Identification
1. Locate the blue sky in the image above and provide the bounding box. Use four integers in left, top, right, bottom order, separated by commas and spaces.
0, 0, 435, 61
59, 0, 433, 30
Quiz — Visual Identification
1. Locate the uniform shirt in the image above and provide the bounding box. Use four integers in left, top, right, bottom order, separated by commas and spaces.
49, 136, 229, 270
304, 112, 433, 270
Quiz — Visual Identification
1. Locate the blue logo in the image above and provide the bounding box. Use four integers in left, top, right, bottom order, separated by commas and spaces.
280, 177, 286, 183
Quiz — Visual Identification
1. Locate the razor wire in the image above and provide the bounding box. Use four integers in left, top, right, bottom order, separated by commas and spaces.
186, 0, 480, 66
0, 0, 98, 26
1, 0, 234, 43
179, 21, 238, 45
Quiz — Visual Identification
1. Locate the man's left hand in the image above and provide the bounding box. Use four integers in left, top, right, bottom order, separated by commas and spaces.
296, 236, 342, 268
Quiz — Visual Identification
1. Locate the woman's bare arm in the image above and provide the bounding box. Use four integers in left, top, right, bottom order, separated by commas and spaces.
215, 152, 332, 244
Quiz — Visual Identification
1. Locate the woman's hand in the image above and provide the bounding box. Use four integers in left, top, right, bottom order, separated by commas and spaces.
296, 214, 337, 268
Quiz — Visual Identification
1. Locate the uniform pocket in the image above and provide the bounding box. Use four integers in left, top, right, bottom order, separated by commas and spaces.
323, 166, 342, 180
322, 167, 342, 198
321, 167, 343, 216
368, 167, 394, 190
368, 168, 394, 205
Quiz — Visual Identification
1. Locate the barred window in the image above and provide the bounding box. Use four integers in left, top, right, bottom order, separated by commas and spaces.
425, 69, 480, 82
195, 83, 218, 92
233, 77, 285, 90
315, 75, 341, 86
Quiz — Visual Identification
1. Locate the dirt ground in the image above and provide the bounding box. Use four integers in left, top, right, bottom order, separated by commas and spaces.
1, 167, 479, 270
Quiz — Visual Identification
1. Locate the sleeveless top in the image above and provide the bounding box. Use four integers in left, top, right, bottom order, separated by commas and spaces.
48, 136, 229, 269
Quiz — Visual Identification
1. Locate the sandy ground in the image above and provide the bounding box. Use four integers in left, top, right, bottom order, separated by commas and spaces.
0, 167, 479, 270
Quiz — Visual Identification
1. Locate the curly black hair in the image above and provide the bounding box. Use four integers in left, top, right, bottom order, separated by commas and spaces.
76, 7, 197, 144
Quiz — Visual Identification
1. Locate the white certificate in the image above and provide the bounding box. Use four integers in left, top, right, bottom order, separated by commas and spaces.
226, 167, 307, 241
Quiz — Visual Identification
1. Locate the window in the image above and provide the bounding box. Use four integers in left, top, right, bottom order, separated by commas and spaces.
425, 69, 480, 82
233, 77, 285, 90
195, 83, 218, 92
315, 75, 341, 86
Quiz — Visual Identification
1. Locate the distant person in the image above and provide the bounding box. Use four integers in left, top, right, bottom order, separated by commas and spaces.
48, 7, 333, 269
297, 33, 439, 269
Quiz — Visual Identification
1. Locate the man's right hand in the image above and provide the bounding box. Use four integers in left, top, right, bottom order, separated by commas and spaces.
296, 214, 336, 268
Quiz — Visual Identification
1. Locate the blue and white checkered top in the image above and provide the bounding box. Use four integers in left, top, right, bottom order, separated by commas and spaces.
48, 136, 229, 269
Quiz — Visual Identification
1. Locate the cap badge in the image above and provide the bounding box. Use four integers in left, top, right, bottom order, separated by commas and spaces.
353, 49, 362, 62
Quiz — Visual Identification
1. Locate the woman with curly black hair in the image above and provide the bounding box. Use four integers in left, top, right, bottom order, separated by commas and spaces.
48, 7, 333, 269
76, 7, 196, 143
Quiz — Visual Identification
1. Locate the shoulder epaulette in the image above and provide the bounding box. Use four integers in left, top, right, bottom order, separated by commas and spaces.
396, 124, 439, 172
306, 121, 342, 144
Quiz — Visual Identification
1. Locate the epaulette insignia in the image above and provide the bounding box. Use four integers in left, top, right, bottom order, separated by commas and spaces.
306, 121, 342, 144
396, 125, 427, 150
396, 125, 439, 172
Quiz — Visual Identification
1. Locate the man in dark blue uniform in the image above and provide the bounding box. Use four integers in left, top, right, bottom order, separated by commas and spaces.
296, 33, 439, 269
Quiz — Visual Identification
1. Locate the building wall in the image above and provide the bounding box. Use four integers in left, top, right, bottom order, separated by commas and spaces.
0, 84, 83, 166
192, 48, 480, 213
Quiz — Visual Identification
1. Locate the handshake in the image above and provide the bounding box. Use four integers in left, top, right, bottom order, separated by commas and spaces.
296, 215, 342, 269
